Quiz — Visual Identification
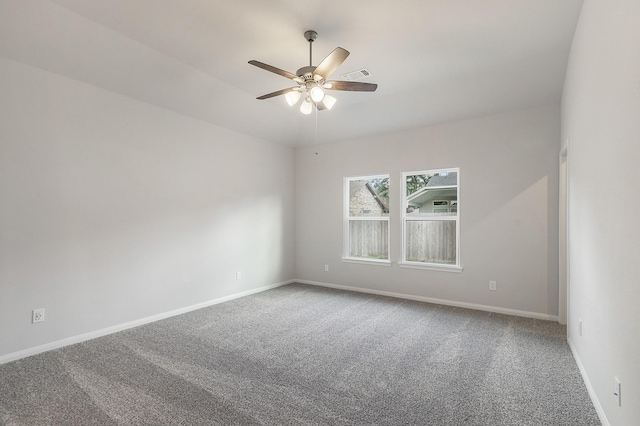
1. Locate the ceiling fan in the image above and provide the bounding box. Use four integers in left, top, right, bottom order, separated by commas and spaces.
249, 30, 378, 114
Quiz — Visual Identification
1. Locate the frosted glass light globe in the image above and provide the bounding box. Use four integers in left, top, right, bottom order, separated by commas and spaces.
322, 95, 337, 110
285, 90, 301, 106
310, 86, 325, 103
300, 98, 313, 115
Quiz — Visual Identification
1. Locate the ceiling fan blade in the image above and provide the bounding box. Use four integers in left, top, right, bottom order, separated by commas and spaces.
314, 47, 350, 79
324, 81, 378, 92
249, 60, 299, 81
256, 87, 299, 100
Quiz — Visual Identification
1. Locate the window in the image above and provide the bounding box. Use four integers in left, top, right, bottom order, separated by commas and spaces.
401, 168, 461, 272
343, 175, 390, 264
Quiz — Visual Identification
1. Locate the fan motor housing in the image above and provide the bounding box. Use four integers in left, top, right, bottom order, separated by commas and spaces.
296, 66, 316, 80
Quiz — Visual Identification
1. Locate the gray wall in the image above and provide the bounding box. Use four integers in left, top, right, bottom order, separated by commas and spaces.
295, 105, 560, 317
0, 56, 295, 358
562, 0, 640, 424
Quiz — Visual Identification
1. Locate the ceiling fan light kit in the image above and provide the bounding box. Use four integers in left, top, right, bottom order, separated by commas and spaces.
249, 30, 377, 114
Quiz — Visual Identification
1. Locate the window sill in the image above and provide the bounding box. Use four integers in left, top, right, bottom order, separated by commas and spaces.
398, 262, 463, 273
341, 257, 392, 267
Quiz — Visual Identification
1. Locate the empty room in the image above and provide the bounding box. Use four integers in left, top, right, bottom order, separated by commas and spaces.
1, 0, 638, 425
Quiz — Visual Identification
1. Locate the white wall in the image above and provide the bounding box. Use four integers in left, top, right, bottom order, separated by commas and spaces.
0, 56, 295, 358
295, 105, 560, 318
562, 0, 640, 424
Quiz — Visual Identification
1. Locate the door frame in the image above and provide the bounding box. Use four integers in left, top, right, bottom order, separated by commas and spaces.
559, 139, 569, 326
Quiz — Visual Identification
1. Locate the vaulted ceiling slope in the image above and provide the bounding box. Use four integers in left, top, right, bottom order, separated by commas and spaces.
0, 0, 583, 147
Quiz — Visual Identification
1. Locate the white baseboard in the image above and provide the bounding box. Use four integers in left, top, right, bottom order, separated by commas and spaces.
1, 278, 557, 365
297, 279, 560, 321
568, 337, 609, 426
0, 280, 294, 365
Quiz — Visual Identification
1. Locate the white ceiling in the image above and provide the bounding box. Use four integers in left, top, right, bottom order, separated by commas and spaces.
0, 0, 583, 147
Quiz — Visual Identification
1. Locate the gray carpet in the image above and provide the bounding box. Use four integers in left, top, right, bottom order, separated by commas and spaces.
1, 283, 600, 425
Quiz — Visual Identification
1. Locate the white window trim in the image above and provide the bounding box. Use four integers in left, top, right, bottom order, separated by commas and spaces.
398, 261, 463, 273
343, 174, 390, 264
401, 167, 462, 271
342, 257, 392, 266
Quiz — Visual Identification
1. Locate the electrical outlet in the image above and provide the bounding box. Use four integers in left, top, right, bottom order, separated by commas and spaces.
324, 264, 329, 272
489, 280, 497, 291
614, 377, 621, 407
236, 271, 241, 280
32, 308, 45, 323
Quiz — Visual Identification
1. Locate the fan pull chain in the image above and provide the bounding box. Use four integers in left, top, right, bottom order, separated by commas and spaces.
315, 102, 319, 155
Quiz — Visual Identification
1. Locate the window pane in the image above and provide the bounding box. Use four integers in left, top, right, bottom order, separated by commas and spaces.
406, 172, 457, 195
405, 172, 457, 216
405, 220, 456, 264
349, 178, 389, 217
349, 220, 389, 259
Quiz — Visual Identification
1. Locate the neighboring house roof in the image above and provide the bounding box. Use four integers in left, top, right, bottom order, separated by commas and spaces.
407, 172, 457, 206
425, 172, 458, 187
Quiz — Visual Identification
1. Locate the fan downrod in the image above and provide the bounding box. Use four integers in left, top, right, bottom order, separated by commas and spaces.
297, 30, 318, 75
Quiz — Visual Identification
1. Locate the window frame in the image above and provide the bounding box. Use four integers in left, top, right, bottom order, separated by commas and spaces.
342, 174, 391, 266
399, 168, 462, 273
